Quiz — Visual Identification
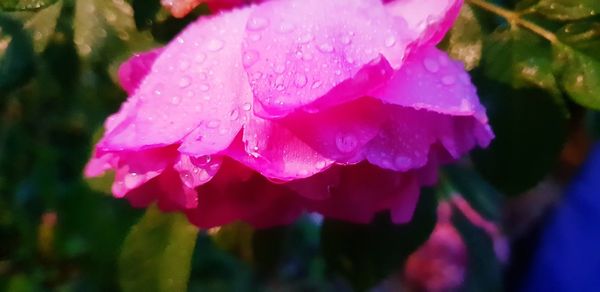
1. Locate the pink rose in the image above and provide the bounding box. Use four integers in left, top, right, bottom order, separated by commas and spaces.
86, 0, 493, 228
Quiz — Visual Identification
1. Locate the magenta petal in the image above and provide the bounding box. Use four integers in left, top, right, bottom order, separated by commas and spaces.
173, 154, 222, 188
242, 0, 413, 118
100, 8, 253, 154
226, 117, 335, 181
305, 163, 422, 224
117, 48, 164, 95
384, 0, 463, 46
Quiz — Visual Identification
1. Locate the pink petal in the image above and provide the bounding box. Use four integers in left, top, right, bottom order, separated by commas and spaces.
226, 117, 335, 181
99, 8, 253, 155
161, 0, 204, 18
118, 48, 164, 95
173, 154, 222, 188
384, 0, 463, 46
303, 163, 422, 224
186, 159, 304, 228
242, 0, 413, 118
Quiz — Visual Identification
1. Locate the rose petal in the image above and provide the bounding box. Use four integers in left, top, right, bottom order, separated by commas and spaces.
100, 8, 253, 155
242, 0, 413, 118
384, 0, 463, 46
186, 159, 304, 228
226, 117, 335, 181
118, 48, 164, 94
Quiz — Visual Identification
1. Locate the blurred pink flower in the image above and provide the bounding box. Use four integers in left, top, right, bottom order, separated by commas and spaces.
86, 0, 493, 228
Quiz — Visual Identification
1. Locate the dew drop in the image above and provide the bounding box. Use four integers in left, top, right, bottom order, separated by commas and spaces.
242, 50, 259, 68
191, 155, 212, 166
335, 133, 358, 153
315, 161, 326, 169
206, 38, 224, 51
194, 53, 206, 64
340, 35, 352, 45
294, 74, 307, 88
442, 75, 456, 85
311, 81, 322, 89
423, 58, 439, 73
385, 36, 397, 47
318, 43, 334, 53
207, 120, 221, 129
199, 84, 210, 92
278, 21, 295, 33
170, 95, 182, 105
178, 76, 191, 88
178, 60, 190, 70
242, 102, 252, 111
247, 16, 269, 31
124, 173, 143, 189
180, 171, 194, 187
229, 108, 240, 120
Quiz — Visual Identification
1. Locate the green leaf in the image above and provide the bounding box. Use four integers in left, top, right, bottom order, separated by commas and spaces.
471, 75, 568, 195
482, 28, 561, 97
535, 0, 600, 21
119, 206, 198, 292
444, 165, 503, 221
0, 0, 57, 11
0, 14, 34, 94
553, 43, 600, 110
132, 0, 161, 31
23, 0, 62, 52
320, 189, 437, 291
441, 4, 484, 70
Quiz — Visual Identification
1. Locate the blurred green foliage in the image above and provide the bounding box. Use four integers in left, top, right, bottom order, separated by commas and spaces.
0, 0, 598, 291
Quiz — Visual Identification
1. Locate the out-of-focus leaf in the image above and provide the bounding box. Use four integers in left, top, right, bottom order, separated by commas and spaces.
442, 4, 483, 70
482, 28, 561, 97
23, 0, 62, 52
444, 165, 503, 221
0, 14, 34, 94
553, 43, 600, 110
119, 205, 198, 292
74, 0, 153, 59
0, 0, 57, 11
209, 222, 254, 263
453, 210, 503, 292
535, 0, 600, 21
320, 189, 437, 291
472, 75, 568, 195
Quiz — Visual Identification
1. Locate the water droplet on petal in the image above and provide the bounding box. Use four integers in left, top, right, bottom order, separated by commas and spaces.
206, 39, 224, 51
385, 36, 397, 47
170, 96, 182, 105
194, 53, 206, 63
315, 161, 326, 169
242, 102, 252, 111
336, 133, 358, 153
294, 74, 307, 88
318, 43, 334, 53
340, 35, 352, 45
243, 50, 259, 68
229, 108, 240, 120
278, 21, 295, 33
124, 173, 143, 189
247, 16, 269, 31
178, 76, 191, 88
207, 120, 220, 129
274, 63, 286, 73
442, 75, 456, 85
180, 171, 194, 187
297, 33, 314, 44
423, 58, 439, 73
311, 81, 322, 89
191, 155, 212, 166
199, 84, 210, 92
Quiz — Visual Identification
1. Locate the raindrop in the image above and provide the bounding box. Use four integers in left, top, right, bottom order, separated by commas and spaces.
199, 84, 210, 92
192, 155, 212, 166
278, 21, 295, 33
294, 74, 308, 88
243, 50, 259, 68
318, 43, 334, 53
206, 39, 224, 51
311, 81, 322, 89
340, 35, 352, 45
170, 96, 182, 105
423, 58, 439, 73
315, 161, 326, 169
178, 76, 191, 88
207, 120, 221, 129
242, 102, 252, 111
229, 108, 240, 120
442, 75, 456, 85
247, 17, 269, 31
180, 171, 194, 187
385, 36, 397, 47
336, 133, 358, 153
194, 53, 206, 63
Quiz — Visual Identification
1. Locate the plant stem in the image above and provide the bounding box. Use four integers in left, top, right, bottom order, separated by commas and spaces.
466, 0, 559, 44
